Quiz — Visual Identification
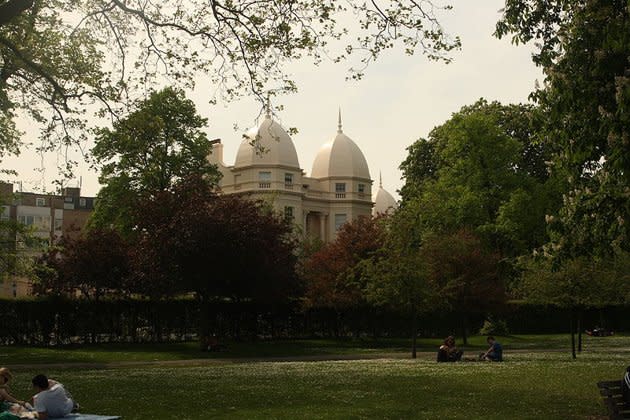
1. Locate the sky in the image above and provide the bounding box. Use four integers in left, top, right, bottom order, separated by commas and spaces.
5, 0, 542, 199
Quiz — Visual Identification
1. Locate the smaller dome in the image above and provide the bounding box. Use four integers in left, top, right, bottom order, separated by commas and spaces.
311, 112, 370, 180
372, 178, 398, 216
234, 115, 300, 169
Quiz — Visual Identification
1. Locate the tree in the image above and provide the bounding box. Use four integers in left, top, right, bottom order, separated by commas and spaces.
89, 87, 219, 236
496, 0, 630, 259
399, 100, 560, 257
399, 100, 550, 203
0, 0, 460, 168
518, 253, 630, 358
132, 175, 298, 342
421, 229, 504, 345
361, 205, 432, 358
0, 188, 43, 290
33, 228, 131, 300
303, 215, 386, 313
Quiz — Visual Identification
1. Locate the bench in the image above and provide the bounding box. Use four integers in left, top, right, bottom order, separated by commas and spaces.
598, 380, 630, 419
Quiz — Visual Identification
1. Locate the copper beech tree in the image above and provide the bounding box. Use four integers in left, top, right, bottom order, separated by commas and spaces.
33, 228, 131, 300
303, 215, 386, 314
421, 229, 504, 345
131, 175, 298, 341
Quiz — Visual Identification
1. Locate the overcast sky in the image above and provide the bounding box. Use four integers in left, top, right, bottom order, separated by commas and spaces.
5, 0, 542, 199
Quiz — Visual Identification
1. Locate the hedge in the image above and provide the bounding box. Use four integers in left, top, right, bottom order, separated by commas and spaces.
0, 298, 628, 346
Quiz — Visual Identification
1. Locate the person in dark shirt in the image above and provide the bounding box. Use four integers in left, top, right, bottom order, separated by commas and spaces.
481, 336, 503, 361
437, 336, 463, 362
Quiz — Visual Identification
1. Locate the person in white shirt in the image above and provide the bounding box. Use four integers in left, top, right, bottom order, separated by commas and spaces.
31, 374, 74, 420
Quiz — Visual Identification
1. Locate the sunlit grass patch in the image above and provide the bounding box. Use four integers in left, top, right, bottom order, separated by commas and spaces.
6, 349, 626, 419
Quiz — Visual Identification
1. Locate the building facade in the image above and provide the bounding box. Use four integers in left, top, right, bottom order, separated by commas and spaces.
209, 110, 382, 242
0, 183, 95, 297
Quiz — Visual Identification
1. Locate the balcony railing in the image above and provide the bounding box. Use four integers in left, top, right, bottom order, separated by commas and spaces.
259, 182, 271, 189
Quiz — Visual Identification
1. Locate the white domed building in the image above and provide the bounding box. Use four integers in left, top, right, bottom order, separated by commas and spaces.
208, 108, 395, 242
372, 174, 398, 216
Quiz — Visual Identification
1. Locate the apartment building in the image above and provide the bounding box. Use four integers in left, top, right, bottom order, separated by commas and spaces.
0, 182, 95, 297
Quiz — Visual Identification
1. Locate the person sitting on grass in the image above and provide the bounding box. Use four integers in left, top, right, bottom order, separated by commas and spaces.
0, 368, 27, 407
31, 374, 75, 420
437, 336, 463, 362
480, 336, 503, 362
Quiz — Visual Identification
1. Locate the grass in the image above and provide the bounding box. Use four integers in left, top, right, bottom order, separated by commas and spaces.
2, 333, 625, 365
2, 334, 629, 419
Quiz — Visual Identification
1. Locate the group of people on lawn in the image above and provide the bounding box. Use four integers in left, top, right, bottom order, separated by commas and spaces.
437, 336, 503, 362
0, 368, 76, 419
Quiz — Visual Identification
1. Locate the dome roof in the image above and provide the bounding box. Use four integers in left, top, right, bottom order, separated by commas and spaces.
372, 175, 398, 215
234, 114, 300, 169
311, 112, 370, 180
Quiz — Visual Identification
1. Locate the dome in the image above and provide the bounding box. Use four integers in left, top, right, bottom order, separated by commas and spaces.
372, 175, 398, 215
234, 114, 300, 169
311, 113, 370, 180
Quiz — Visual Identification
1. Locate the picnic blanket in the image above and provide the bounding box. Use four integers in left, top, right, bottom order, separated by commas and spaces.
50, 415, 121, 420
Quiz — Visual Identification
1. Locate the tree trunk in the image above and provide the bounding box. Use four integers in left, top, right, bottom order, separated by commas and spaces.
461, 314, 468, 346
198, 297, 210, 351
570, 310, 576, 359
411, 307, 417, 359
577, 309, 582, 353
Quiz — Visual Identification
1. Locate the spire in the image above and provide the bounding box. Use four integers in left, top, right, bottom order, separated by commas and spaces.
337, 107, 343, 133
265, 93, 271, 118
379, 171, 383, 188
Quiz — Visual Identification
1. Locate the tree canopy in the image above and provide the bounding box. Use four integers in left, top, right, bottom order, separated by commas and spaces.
303, 215, 385, 311
89, 87, 219, 235
133, 175, 298, 303
399, 99, 560, 257
496, 0, 630, 259
33, 228, 131, 300
0, 0, 460, 171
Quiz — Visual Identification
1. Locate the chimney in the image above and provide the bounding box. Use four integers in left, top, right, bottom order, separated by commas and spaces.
208, 139, 224, 166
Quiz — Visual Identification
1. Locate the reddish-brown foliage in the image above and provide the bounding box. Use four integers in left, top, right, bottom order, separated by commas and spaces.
303, 215, 386, 310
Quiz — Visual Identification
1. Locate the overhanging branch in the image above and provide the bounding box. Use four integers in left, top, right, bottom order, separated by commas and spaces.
0, 0, 34, 27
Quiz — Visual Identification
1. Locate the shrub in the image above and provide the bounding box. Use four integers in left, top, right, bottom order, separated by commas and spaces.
479, 317, 509, 336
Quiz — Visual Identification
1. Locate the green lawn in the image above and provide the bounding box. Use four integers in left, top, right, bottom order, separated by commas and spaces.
2, 335, 628, 419
2, 333, 625, 365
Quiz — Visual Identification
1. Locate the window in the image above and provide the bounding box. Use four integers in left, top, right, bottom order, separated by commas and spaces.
64, 196, 73, 203
358, 184, 365, 193
334, 214, 347, 231
79, 198, 87, 207
55, 218, 63, 231
36, 197, 46, 207
258, 171, 271, 188
284, 173, 293, 189
335, 183, 346, 198
35, 216, 50, 230
19, 215, 34, 226
284, 206, 294, 222
233, 174, 242, 190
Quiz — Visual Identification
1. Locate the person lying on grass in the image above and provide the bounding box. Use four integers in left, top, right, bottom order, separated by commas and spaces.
31, 374, 76, 420
480, 336, 503, 362
0, 368, 27, 407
